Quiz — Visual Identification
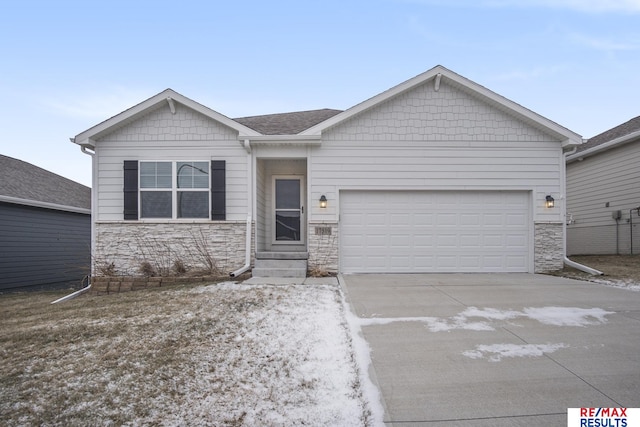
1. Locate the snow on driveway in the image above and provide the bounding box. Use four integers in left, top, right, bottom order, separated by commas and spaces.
356, 305, 614, 364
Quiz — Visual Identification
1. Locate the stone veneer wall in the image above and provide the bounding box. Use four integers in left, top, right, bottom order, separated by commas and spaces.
94, 222, 251, 277
534, 222, 564, 273
307, 222, 339, 274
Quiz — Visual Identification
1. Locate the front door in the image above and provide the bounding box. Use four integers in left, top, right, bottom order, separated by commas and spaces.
273, 176, 304, 244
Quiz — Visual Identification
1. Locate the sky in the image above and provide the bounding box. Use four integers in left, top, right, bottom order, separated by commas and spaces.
1, 0, 639, 187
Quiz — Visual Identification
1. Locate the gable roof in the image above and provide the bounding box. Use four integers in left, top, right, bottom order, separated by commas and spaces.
0, 155, 91, 213
234, 109, 342, 135
567, 115, 640, 162
299, 65, 583, 147
73, 89, 261, 148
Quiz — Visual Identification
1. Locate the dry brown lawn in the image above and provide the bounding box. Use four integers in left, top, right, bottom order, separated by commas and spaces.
0, 282, 368, 426
562, 255, 640, 283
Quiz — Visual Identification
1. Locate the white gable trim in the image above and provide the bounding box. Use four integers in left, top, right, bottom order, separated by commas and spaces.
300, 65, 582, 147
73, 89, 261, 148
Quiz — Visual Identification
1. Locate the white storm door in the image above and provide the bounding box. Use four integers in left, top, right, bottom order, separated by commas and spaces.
273, 177, 304, 244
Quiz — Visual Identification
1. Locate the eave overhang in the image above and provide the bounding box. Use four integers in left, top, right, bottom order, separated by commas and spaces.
567, 130, 640, 163
300, 65, 583, 148
0, 195, 91, 215
72, 89, 261, 149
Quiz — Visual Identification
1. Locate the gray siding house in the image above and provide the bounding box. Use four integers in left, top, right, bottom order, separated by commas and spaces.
0, 155, 91, 291
73, 65, 582, 278
566, 116, 640, 255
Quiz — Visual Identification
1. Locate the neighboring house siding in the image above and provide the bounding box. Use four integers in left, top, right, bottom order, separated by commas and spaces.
95, 103, 248, 221
0, 203, 90, 290
567, 141, 640, 255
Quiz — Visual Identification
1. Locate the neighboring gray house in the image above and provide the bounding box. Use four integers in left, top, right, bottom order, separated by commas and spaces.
73, 65, 581, 278
0, 155, 91, 291
566, 116, 640, 255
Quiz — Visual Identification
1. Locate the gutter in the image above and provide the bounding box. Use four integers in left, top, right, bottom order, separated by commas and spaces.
562, 144, 603, 275
566, 130, 640, 163
0, 195, 90, 215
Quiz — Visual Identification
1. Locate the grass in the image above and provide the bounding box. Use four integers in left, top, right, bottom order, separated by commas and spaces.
0, 282, 368, 426
561, 255, 640, 284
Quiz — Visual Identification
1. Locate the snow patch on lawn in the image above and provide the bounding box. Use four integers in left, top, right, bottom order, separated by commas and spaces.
463, 343, 568, 362
340, 293, 386, 427
1, 282, 373, 426
593, 278, 640, 292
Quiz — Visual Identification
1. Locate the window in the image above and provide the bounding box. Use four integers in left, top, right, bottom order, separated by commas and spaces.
139, 161, 210, 219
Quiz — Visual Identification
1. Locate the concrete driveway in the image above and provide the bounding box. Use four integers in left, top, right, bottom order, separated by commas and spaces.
340, 274, 640, 426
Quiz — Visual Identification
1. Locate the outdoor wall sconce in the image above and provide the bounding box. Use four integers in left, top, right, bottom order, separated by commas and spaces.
319, 195, 328, 208
545, 195, 555, 208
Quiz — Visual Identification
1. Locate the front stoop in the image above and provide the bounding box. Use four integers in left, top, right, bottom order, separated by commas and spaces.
252, 252, 308, 278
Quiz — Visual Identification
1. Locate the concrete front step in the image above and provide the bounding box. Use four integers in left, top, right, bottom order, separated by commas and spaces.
253, 252, 308, 278
256, 251, 309, 260
251, 267, 307, 278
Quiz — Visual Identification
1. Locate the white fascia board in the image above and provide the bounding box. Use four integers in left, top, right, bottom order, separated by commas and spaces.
73, 89, 261, 148
300, 65, 582, 146
566, 130, 640, 163
245, 135, 322, 144
300, 66, 445, 136
0, 195, 91, 215
442, 70, 582, 146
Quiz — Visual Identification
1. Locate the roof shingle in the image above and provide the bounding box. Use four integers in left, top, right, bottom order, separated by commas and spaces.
577, 115, 640, 153
234, 109, 343, 135
0, 155, 91, 210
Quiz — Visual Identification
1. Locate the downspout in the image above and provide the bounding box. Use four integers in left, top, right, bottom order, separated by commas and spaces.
52, 276, 91, 304
230, 139, 253, 278
52, 141, 97, 303
230, 215, 252, 277
630, 207, 640, 255
562, 143, 603, 275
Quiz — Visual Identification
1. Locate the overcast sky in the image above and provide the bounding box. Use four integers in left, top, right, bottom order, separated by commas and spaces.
1, 0, 639, 187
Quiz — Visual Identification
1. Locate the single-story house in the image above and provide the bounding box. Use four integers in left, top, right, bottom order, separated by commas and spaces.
0, 155, 91, 290
566, 115, 640, 255
73, 65, 582, 278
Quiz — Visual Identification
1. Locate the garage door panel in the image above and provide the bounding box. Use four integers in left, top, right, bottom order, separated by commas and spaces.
340, 190, 531, 273
483, 213, 504, 226
507, 213, 527, 226
460, 213, 481, 226
460, 234, 481, 248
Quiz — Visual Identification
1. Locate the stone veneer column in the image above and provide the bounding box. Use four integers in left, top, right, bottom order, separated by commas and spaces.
534, 222, 564, 273
307, 222, 339, 275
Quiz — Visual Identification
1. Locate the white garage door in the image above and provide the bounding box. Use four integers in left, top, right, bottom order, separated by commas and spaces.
340, 191, 531, 273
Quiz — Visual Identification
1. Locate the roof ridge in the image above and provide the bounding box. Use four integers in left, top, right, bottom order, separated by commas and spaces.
234, 108, 342, 121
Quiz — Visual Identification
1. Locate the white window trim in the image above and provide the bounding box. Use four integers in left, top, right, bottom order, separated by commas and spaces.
139, 161, 211, 220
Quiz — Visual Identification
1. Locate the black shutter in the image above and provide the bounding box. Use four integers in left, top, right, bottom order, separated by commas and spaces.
123, 160, 138, 220
211, 160, 226, 220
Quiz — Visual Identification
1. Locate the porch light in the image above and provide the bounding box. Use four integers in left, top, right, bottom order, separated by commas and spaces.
545, 195, 555, 208
319, 195, 327, 208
